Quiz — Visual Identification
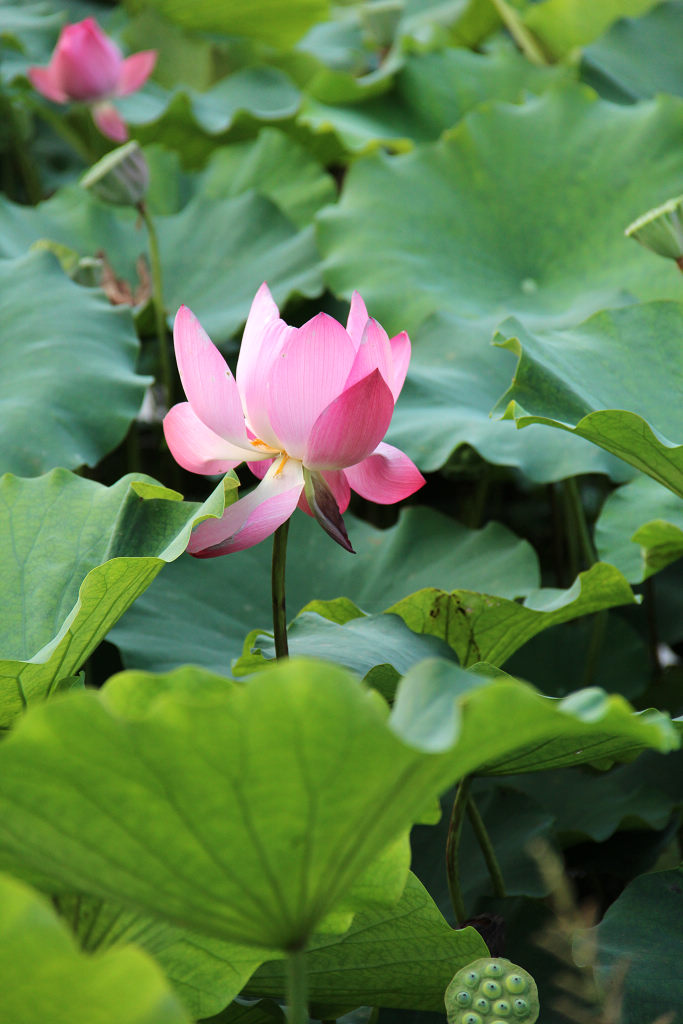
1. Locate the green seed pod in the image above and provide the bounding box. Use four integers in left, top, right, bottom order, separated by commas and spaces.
482, 980, 502, 998
504, 975, 527, 994
484, 963, 505, 978
446, 959, 539, 1024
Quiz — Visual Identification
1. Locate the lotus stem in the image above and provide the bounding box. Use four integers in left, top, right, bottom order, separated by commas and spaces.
286, 948, 309, 1024
137, 200, 174, 409
467, 794, 507, 899
446, 776, 471, 925
272, 520, 290, 659
489, 0, 549, 66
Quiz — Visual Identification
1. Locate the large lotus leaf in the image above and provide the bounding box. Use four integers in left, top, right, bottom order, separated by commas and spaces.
595, 474, 683, 582
582, 1, 683, 102
388, 563, 637, 669
0, 188, 321, 341
0, 469, 229, 729
0, 250, 149, 476
57, 893, 269, 1019
0, 660, 675, 957
202, 999, 284, 1024
523, 0, 659, 60
0, 873, 190, 1024
318, 88, 683, 338
123, 0, 328, 47
247, 872, 488, 1013
388, 311, 632, 479
390, 659, 679, 774
496, 303, 683, 497
0, 662, 435, 950
594, 868, 683, 1024
110, 506, 540, 675
299, 44, 570, 154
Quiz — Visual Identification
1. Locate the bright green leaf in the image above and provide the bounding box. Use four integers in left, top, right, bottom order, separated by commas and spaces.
523, 0, 659, 60
387, 563, 637, 668
0, 873, 191, 1024
0, 469, 228, 728
123, 0, 329, 48
248, 872, 488, 1013
0, 250, 149, 476
496, 303, 683, 496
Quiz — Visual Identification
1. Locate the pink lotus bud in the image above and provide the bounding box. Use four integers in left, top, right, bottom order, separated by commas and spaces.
28, 18, 156, 142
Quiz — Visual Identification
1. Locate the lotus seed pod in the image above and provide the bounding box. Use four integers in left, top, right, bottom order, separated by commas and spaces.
446, 959, 539, 1024
504, 975, 527, 994
482, 980, 502, 998
484, 963, 505, 978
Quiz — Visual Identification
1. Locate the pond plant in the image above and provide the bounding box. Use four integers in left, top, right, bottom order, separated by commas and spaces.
0, 2, 682, 1024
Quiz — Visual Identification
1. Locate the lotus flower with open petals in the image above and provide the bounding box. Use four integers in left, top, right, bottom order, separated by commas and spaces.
164, 285, 425, 556
28, 18, 156, 142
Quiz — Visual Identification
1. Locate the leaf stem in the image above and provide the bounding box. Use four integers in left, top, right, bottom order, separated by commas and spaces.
564, 477, 597, 569
446, 776, 471, 925
466, 794, 507, 899
0, 91, 42, 203
489, 0, 549, 66
137, 201, 174, 409
272, 520, 290, 659
286, 948, 309, 1024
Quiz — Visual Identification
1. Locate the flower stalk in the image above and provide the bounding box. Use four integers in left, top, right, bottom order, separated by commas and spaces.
137, 200, 174, 409
446, 776, 471, 925
271, 520, 290, 659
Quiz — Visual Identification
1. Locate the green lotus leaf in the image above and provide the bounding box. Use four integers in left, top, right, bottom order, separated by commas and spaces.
390, 659, 679, 773
247, 872, 488, 1013
0, 873, 191, 1024
123, 0, 329, 47
387, 311, 632, 479
56, 891, 270, 1019
111, 507, 540, 675
583, 1, 683, 102
595, 474, 683, 582
0, 250, 149, 477
388, 563, 637, 669
0, 469, 230, 729
495, 303, 683, 497
299, 43, 569, 154
593, 867, 683, 1024
523, 0, 659, 60
318, 87, 683, 338
0, 187, 321, 342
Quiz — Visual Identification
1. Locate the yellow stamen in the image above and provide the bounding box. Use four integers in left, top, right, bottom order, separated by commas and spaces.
274, 454, 290, 476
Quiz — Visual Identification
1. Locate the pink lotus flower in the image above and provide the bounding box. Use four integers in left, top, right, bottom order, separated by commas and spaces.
28, 18, 156, 143
164, 284, 425, 556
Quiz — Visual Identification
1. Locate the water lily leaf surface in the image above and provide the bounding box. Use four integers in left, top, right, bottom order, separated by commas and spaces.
0, 250, 149, 476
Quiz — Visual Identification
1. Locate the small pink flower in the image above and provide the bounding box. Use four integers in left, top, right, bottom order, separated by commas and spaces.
28, 18, 156, 142
164, 284, 425, 556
